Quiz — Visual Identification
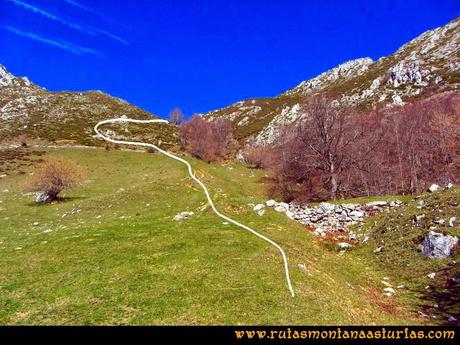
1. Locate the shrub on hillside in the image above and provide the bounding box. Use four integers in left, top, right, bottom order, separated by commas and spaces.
240, 144, 271, 169
179, 115, 235, 162
25, 158, 84, 203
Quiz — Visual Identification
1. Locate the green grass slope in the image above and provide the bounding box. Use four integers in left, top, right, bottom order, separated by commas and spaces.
357, 189, 460, 323
0, 147, 429, 325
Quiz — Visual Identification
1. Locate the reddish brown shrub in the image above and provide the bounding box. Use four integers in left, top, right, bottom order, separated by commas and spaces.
25, 158, 84, 201
240, 144, 271, 169
179, 115, 234, 162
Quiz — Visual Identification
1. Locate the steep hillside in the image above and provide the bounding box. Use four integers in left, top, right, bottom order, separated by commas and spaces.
0, 146, 428, 325
359, 188, 460, 323
205, 17, 460, 144
0, 65, 178, 149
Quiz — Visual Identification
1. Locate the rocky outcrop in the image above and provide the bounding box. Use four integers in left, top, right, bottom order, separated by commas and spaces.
283, 58, 374, 96
421, 231, 458, 259
204, 17, 460, 145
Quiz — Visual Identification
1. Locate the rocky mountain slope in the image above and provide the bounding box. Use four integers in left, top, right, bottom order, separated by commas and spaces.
205, 17, 460, 144
0, 65, 178, 149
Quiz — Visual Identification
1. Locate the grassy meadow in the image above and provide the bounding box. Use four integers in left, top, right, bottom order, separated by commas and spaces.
0, 147, 446, 325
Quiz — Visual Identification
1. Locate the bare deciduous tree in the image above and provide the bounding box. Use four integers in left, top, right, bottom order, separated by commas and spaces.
276, 95, 381, 200
169, 107, 184, 125
264, 91, 460, 202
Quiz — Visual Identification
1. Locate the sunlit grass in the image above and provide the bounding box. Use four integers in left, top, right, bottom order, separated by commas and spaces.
0, 147, 425, 325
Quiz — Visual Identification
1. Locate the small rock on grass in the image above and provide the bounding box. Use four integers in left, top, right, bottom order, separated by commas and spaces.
266, 200, 277, 207
35, 192, 52, 205
428, 184, 440, 193
384, 287, 395, 294
338, 242, 352, 250
253, 204, 265, 212
274, 204, 288, 213
173, 211, 194, 221
373, 246, 384, 253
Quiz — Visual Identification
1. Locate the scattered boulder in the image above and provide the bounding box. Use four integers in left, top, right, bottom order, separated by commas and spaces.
314, 228, 326, 237
427, 272, 436, 279
389, 200, 402, 207
382, 280, 392, 287
366, 201, 388, 209
266, 200, 277, 207
384, 287, 395, 294
373, 246, 384, 253
338, 242, 352, 250
349, 210, 365, 219
274, 203, 288, 213
319, 202, 335, 212
449, 217, 457, 228
35, 192, 52, 204
253, 204, 265, 212
257, 209, 265, 216
173, 211, 194, 221
285, 210, 295, 219
428, 184, 440, 193
414, 214, 425, 223
451, 276, 460, 284
421, 231, 458, 259
448, 315, 458, 323
434, 219, 445, 225
445, 183, 454, 190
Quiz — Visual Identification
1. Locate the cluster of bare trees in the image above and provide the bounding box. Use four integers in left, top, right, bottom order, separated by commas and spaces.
179, 115, 235, 162
248, 92, 460, 202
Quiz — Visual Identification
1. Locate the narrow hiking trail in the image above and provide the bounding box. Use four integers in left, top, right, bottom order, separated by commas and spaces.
94, 117, 295, 297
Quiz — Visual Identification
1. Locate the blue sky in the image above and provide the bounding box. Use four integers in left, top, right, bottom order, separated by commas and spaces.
1, 0, 459, 118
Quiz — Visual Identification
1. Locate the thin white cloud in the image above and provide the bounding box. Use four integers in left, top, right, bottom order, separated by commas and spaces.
1, 25, 102, 56
6, 0, 127, 44
62, 0, 88, 11
62, 0, 131, 30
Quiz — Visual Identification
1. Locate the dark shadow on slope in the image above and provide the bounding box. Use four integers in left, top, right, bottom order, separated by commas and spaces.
417, 258, 460, 325
26, 196, 87, 207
